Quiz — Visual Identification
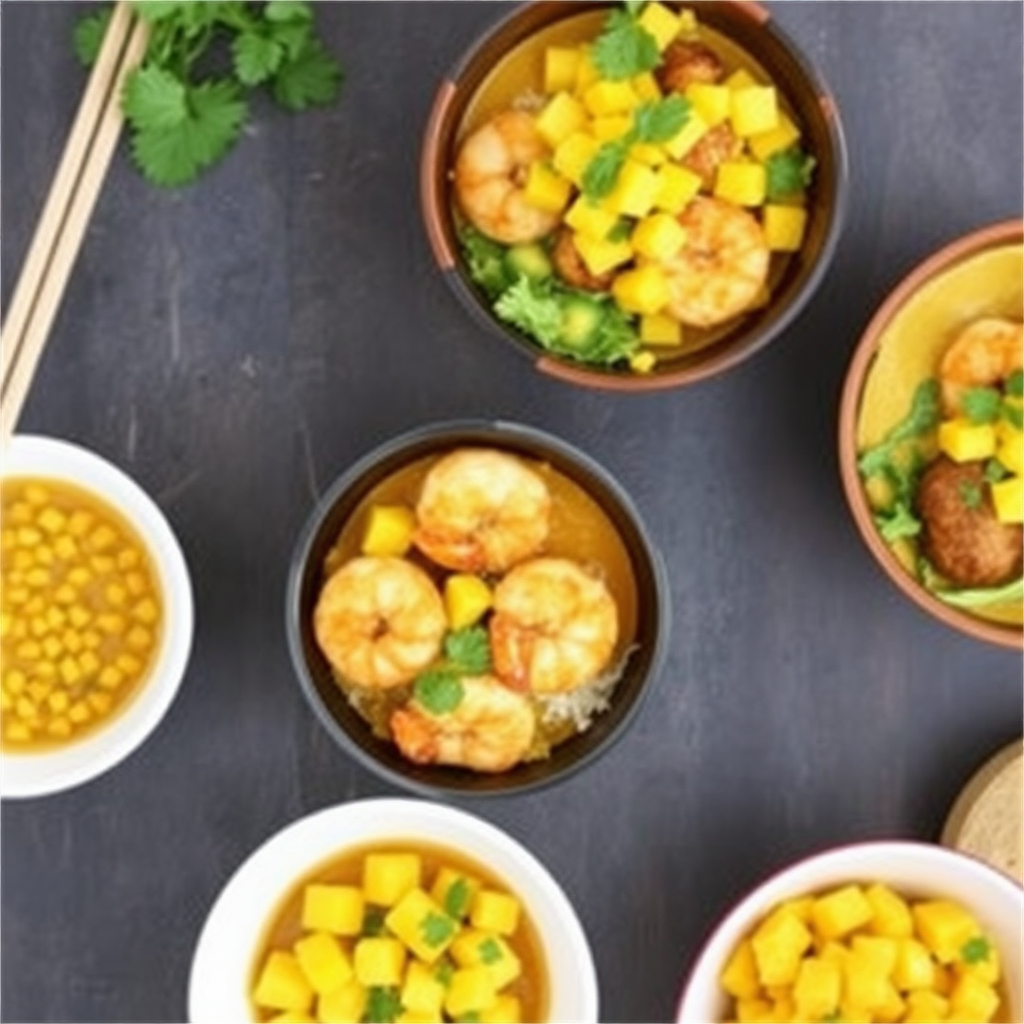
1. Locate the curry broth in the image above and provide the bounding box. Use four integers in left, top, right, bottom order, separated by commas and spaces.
320, 450, 639, 753
453, 7, 804, 360
251, 841, 549, 1023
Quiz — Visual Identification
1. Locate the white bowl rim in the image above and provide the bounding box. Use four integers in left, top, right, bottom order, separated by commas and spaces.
675, 838, 1024, 1022
188, 796, 599, 1023
1, 434, 194, 798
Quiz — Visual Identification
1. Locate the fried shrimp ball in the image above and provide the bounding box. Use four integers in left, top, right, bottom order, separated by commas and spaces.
656, 39, 725, 94
551, 227, 614, 292
916, 456, 1024, 588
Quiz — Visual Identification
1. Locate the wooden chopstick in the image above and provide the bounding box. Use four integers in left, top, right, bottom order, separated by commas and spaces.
0, 2, 150, 445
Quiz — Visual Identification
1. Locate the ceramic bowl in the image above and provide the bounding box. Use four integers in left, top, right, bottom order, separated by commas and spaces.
421, 0, 848, 391
0, 434, 193, 798
285, 419, 669, 797
838, 220, 1023, 650
188, 797, 599, 1023
676, 840, 1024, 1023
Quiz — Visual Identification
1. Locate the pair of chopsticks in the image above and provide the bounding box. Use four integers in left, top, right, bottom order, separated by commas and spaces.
1, 2, 150, 446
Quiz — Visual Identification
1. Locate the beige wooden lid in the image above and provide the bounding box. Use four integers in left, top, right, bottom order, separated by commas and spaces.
941, 741, 1023, 885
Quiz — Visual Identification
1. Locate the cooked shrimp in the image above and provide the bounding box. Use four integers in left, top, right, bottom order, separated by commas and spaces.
656, 39, 725, 94
313, 556, 447, 689
939, 317, 1024, 415
390, 675, 536, 772
414, 449, 551, 574
552, 226, 614, 292
490, 557, 619, 695
661, 196, 770, 328
681, 123, 743, 188
453, 110, 560, 245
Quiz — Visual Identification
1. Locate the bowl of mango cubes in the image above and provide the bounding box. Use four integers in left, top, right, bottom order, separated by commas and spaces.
838, 219, 1023, 650
675, 840, 1024, 1024
421, 0, 847, 390
188, 797, 599, 1023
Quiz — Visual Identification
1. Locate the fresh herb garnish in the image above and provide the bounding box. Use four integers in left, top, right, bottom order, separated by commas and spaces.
875, 500, 922, 543
985, 458, 1010, 484
363, 985, 402, 1023
420, 910, 457, 948
444, 877, 472, 919
591, 4, 659, 80
478, 937, 504, 965
412, 626, 494, 715
443, 627, 491, 675
961, 936, 992, 965
858, 379, 941, 479
413, 671, 465, 715
765, 145, 817, 200
1007, 369, 1024, 398
434, 959, 455, 988
960, 385, 1003, 424
75, 1, 342, 186
361, 907, 388, 937
957, 479, 984, 510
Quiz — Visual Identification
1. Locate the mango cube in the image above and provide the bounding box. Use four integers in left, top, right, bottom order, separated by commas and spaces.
552, 132, 600, 186
316, 979, 367, 1024
632, 71, 663, 103
991, 476, 1023, 523
470, 890, 521, 936
431, 866, 482, 920
534, 92, 588, 148
385, 887, 458, 962
268, 1013, 316, 1024
253, 950, 315, 1012
653, 163, 702, 213
843, 948, 893, 1012
573, 232, 633, 276
590, 114, 633, 142
762, 204, 808, 252
302, 884, 365, 936
400, 960, 446, 1017
293, 931, 353, 994
612, 265, 670, 315
748, 112, 801, 161
361, 505, 416, 556
903, 990, 949, 1023
811, 885, 874, 940
685, 83, 731, 126
583, 78, 640, 117
725, 68, 759, 92
451, 930, 522, 989
913, 900, 981, 964
948, 974, 1000, 1022
479, 994, 523, 1024
663, 111, 710, 160
996, 421, 1024, 474
792, 957, 842, 1021
730, 85, 779, 137
714, 161, 767, 207
544, 46, 582, 94
938, 418, 997, 462
639, 312, 682, 346
638, 1, 681, 51
353, 936, 406, 987
751, 908, 813, 986
734, 998, 773, 1023
720, 938, 762, 1000
631, 212, 687, 260
865, 883, 914, 938
629, 141, 668, 166
564, 196, 620, 240
363, 852, 421, 906
573, 48, 600, 93
523, 161, 572, 214
629, 350, 657, 374
603, 159, 660, 217
893, 937, 937, 991
443, 574, 492, 631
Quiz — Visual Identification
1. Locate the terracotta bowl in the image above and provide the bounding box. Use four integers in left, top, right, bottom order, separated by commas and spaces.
285, 420, 669, 797
838, 220, 1023, 650
421, 0, 848, 391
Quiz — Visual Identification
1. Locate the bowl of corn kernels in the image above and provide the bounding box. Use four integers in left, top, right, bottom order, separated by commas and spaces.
675, 841, 1024, 1024
0, 434, 193, 798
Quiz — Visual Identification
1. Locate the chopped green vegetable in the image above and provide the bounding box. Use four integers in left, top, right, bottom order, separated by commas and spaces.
1003, 401, 1024, 430
591, 6, 660, 80
961, 936, 993, 965
74, 1, 342, 186
985, 458, 1010, 483
444, 877, 472, 919
460, 225, 514, 301
411, 626, 493, 716
765, 145, 817, 200
444, 627, 492, 676
934, 575, 1024, 610
434, 959, 455, 988
478, 937, 503, 965
420, 911, 457, 947
363, 985, 402, 1023
858, 379, 941, 479
361, 907, 387, 937
1007, 369, 1024, 398
960, 385, 1003, 424
875, 501, 921, 543
413, 671, 464, 715
957, 479, 984, 510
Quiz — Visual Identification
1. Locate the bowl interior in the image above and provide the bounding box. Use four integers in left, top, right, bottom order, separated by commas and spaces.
287, 421, 667, 796
838, 221, 1023, 650
1, 435, 194, 798
422, 1, 847, 389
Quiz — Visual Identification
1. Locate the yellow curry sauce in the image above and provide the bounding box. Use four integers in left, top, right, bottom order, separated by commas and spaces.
0, 477, 163, 749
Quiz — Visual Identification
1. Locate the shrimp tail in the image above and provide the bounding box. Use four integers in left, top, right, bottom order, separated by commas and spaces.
414, 526, 485, 574
489, 615, 532, 691
390, 708, 438, 765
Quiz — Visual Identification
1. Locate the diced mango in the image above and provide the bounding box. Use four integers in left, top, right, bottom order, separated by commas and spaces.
631, 212, 687, 261
572, 232, 633, 276
843, 947, 893, 1012
902, 989, 949, 1023
751, 907, 813, 987
315, 978, 367, 1024
268, 1012, 316, 1024
431, 866, 482, 920
638, 1, 681, 51
478, 994, 523, 1024
992, 476, 1024, 523
640, 312, 682, 346
443, 574, 492, 631
450, 930, 522, 989
629, 350, 657, 374
912, 900, 981, 965
663, 111, 711, 160
445, 966, 498, 1018
958, 936, 1001, 985
544, 46, 582, 95
948, 973, 1000, 1022
725, 68, 759, 92
363, 852, 421, 906
811, 885, 874, 940
792, 957, 842, 1021
735, 997, 774, 1023
893, 937, 936, 991
253, 950, 315, 1012
996, 421, 1024, 474
552, 132, 600, 186
730, 86, 779, 137
470, 890, 521, 936
523, 161, 572, 214
353, 936, 406, 987
714, 162, 767, 207
865, 883, 914, 939
602, 159, 660, 217
762, 204, 808, 252
632, 71, 663, 102
361, 504, 416, 557
385, 888, 458, 963
612, 265, 670, 316
938, 418, 997, 462
302, 884, 365, 936
720, 938, 762, 1000
401, 959, 446, 1017
685, 83, 731, 126
564, 196, 620, 240
748, 112, 801, 161
590, 114, 633, 142
293, 931, 353, 994
583, 79, 640, 117
534, 91, 588, 148
630, 141, 668, 166
653, 163, 702, 213
574, 48, 601, 94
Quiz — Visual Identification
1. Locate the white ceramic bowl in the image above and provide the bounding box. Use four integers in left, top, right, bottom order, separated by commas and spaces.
188, 797, 599, 1023
1, 434, 194, 798
676, 840, 1024, 1023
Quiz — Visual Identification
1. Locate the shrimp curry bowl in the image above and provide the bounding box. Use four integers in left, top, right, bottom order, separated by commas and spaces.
286, 421, 669, 796
839, 220, 1024, 650
421, 1, 847, 391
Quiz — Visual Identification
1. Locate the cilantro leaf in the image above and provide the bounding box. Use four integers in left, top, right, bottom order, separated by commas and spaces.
123, 64, 189, 131
961, 936, 992, 965
633, 96, 691, 144
1007, 369, 1024, 398
1002, 401, 1024, 430
414, 670, 464, 715
444, 877, 472, 919
444, 626, 492, 675
478, 937, 503, 964
363, 985, 402, 1023
265, 0, 314, 24
272, 38, 343, 111
129, 1, 192, 24
434, 959, 455, 988
581, 140, 630, 200
592, 8, 659, 80
420, 911, 457, 948
875, 501, 921, 542
957, 479, 983, 510
73, 8, 112, 68
985, 458, 1010, 483
960, 385, 1002, 424
766, 145, 817, 200
233, 32, 284, 86
858, 379, 941, 478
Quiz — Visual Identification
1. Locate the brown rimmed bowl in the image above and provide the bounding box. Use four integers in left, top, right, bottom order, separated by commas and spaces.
420, 1, 848, 392
838, 219, 1023, 651
285, 420, 670, 797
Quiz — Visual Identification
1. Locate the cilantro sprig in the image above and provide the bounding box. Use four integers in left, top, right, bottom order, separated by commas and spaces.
591, 3, 659, 80
765, 145, 817, 201
75, 1, 342, 186
412, 626, 493, 715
